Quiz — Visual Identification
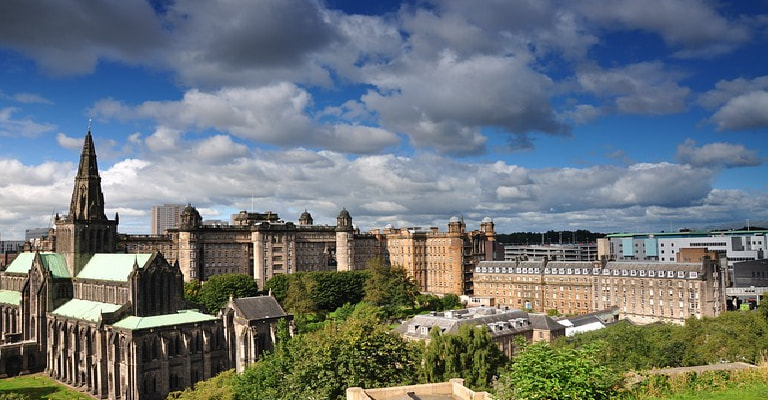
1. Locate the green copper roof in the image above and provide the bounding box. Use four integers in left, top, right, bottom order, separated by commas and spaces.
76, 253, 153, 282
0, 290, 21, 306
113, 310, 217, 331
51, 299, 122, 322
4, 252, 70, 278
40, 253, 70, 278
4, 252, 36, 275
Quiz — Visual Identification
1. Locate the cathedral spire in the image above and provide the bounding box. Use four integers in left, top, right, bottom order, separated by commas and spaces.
68, 130, 106, 221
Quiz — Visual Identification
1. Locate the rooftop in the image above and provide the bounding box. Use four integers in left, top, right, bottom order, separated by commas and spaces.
50, 299, 122, 322
76, 253, 153, 282
113, 310, 217, 331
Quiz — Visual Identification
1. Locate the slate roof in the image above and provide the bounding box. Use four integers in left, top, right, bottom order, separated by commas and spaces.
0, 290, 21, 306
528, 313, 567, 331
76, 253, 153, 282
4, 252, 70, 278
112, 310, 217, 331
393, 307, 536, 339
50, 299, 123, 322
232, 296, 288, 320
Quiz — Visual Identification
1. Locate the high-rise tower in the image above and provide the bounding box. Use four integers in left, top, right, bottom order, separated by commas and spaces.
54, 131, 118, 277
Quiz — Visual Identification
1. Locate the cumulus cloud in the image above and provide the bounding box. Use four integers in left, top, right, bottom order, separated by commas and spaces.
576, 0, 750, 58
0, 1, 166, 75
0, 108, 56, 137
699, 76, 768, 131
576, 62, 690, 114
93, 84, 400, 154
56, 133, 82, 150
676, 139, 761, 168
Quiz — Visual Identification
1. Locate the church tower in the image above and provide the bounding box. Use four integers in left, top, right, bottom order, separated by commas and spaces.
55, 131, 119, 277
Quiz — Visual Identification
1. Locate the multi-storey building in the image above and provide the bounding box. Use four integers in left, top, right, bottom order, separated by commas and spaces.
503, 243, 598, 262
473, 256, 725, 325
123, 212, 498, 296
150, 204, 185, 235
600, 231, 767, 267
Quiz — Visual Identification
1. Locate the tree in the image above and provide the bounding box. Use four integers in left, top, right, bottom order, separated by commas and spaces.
263, 273, 289, 303
184, 280, 202, 306
197, 274, 259, 313
233, 313, 419, 400
441, 294, 462, 310
168, 369, 236, 400
422, 324, 506, 391
363, 258, 418, 311
496, 342, 621, 400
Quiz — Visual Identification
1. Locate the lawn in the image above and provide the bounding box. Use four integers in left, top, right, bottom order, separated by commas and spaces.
0, 374, 94, 400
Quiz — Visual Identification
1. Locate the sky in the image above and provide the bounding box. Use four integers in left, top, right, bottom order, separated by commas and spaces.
1, 0, 767, 240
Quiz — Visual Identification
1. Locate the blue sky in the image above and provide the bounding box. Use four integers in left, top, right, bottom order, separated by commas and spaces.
1, 0, 767, 239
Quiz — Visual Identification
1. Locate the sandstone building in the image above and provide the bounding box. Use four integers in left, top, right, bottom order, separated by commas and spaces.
122, 211, 499, 296
473, 257, 726, 324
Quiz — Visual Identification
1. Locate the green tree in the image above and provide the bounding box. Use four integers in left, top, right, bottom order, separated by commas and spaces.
496, 342, 620, 400
168, 369, 236, 400
198, 274, 259, 313
363, 258, 418, 310
283, 273, 318, 315
422, 324, 506, 391
233, 313, 419, 400
184, 280, 202, 305
441, 294, 462, 310
263, 273, 289, 303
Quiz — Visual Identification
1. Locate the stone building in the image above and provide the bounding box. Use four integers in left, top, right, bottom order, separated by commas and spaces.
124, 210, 498, 296
0, 131, 290, 399
473, 256, 726, 324
222, 295, 293, 373
393, 306, 565, 358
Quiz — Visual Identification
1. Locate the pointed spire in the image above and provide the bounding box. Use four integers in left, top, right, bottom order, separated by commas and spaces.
68, 130, 106, 221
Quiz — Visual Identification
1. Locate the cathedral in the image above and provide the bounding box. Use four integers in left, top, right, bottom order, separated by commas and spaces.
0, 132, 289, 399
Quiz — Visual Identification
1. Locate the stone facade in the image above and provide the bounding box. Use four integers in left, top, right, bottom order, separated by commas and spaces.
0, 132, 289, 400
124, 210, 498, 296
473, 257, 726, 324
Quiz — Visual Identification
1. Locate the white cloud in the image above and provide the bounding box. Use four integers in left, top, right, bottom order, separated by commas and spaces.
710, 91, 768, 131
576, 0, 750, 58
676, 139, 761, 168
0, 108, 57, 137
576, 62, 690, 114
56, 133, 82, 150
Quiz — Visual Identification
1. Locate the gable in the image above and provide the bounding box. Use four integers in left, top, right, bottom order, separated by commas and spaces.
4, 252, 70, 278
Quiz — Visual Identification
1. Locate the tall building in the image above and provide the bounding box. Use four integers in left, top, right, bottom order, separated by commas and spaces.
0, 131, 291, 399
123, 211, 497, 296
150, 204, 185, 235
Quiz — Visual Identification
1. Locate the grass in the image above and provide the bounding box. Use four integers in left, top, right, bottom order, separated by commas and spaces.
621, 364, 768, 400
0, 374, 94, 400
645, 383, 768, 400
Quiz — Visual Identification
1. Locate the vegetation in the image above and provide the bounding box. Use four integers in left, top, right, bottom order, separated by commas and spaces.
232, 313, 421, 400
168, 370, 236, 400
423, 324, 506, 391
0, 373, 94, 400
188, 273, 260, 313
496, 341, 621, 400
363, 258, 418, 314
560, 310, 768, 371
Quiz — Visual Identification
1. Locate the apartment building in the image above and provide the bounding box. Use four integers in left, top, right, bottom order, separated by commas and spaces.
474, 257, 725, 325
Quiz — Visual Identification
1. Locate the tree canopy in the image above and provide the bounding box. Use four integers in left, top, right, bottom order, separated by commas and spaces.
196, 274, 259, 313
363, 258, 418, 312
496, 342, 620, 400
